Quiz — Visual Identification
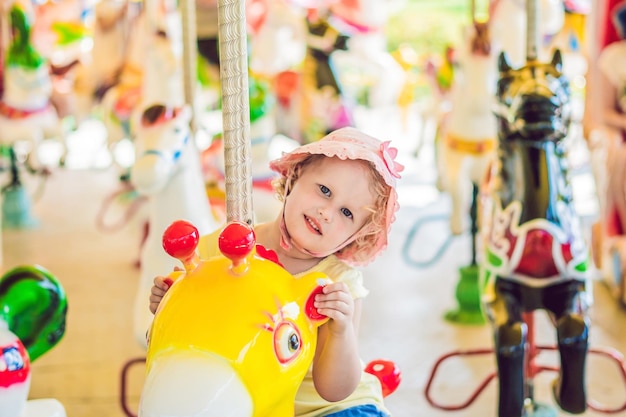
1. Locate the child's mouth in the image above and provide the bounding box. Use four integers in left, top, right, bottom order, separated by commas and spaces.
305, 215, 322, 235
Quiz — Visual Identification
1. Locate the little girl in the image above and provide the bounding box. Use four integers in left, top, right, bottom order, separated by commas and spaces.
149, 127, 403, 416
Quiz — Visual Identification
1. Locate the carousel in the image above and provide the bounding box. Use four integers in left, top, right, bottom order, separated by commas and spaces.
2, 0, 626, 417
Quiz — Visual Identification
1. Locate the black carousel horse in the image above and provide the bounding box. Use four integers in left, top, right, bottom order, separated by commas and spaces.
480, 49, 590, 417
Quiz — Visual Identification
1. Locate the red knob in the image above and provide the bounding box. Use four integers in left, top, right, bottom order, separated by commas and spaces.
364, 359, 401, 397
162, 220, 200, 262
218, 221, 256, 264
305, 285, 327, 321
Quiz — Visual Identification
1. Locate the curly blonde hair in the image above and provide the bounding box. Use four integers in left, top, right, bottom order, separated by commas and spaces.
272, 154, 391, 258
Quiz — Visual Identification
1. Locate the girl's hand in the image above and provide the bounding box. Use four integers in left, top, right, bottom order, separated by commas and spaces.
149, 266, 183, 314
314, 282, 354, 335
149, 275, 172, 314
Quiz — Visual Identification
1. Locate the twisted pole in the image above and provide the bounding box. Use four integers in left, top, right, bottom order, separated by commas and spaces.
180, 0, 198, 131
217, 0, 253, 225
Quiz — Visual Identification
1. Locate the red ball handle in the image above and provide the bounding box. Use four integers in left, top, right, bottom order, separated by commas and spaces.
364, 359, 401, 397
162, 220, 200, 263
218, 221, 256, 265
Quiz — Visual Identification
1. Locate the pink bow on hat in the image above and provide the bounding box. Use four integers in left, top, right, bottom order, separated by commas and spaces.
380, 141, 404, 179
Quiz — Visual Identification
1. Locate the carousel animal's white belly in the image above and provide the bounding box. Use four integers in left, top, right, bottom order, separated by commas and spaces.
139, 352, 253, 417
0, 381, 30, 417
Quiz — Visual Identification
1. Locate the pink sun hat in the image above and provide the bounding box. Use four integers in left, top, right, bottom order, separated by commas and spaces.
269, 127, 404, 266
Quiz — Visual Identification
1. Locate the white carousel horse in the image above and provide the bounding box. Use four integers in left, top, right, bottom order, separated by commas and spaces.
0, 265, 68, 417
437, 21, 498, 236
0, 5, 65, 168
141, 18, 183, 107
130, 104, 219, 348
99, 3, 185, 150
0, 65, 62, 159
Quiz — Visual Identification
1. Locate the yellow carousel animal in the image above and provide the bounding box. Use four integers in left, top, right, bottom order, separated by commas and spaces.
139, 220, 331, 416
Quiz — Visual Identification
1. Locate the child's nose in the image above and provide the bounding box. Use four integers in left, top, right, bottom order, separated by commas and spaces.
318, 206, 332, 222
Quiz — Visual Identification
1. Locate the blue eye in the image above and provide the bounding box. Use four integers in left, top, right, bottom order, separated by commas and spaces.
341, 208, 353, 219
319, 185, 330, 196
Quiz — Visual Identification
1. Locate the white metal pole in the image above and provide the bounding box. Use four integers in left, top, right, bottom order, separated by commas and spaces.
179, 0, 198, 131
526, 0, 539, 61
217, 0, 253, 225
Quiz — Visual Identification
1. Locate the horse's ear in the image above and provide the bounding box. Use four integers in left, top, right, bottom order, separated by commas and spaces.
550, 49, 563, 72
498, 52, 512, 73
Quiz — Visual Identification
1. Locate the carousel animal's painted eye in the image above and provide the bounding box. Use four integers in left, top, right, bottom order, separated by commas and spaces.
273, 321, 302, 364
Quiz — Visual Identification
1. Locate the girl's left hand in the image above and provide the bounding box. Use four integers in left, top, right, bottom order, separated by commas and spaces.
314, 282, 354, 335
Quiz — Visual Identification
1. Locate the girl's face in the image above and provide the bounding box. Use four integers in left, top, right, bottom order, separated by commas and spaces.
283, 157, 376, 257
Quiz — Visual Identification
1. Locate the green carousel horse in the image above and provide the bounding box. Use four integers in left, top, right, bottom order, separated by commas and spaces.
0, 265, 68, 417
